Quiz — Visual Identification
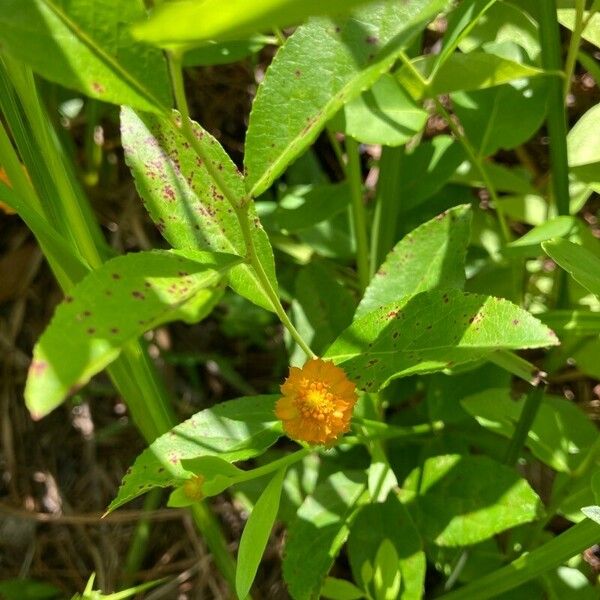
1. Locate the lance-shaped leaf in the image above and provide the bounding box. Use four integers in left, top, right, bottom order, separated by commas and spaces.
0, 0, 171, 112
244, 0, 451, 197
132, 0, 376, 46
356, 205, 472, 318
107, 395, 281, 513
325, 289, 558, 392
283, 471, 368, 600
543, 239, 600, 298
397, 52, 544, 100
25, 250, 240, 419
122, 108, 278, 311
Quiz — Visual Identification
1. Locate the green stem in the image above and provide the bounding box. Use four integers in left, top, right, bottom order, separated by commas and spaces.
440, 519, 600, 600
434, 98, 510, 242
370, 146, 405, 275
503, 385, 545, 466
396, 51, 509, 241
239, 447, 311, 483
563, 0, 586, 99
352, 417, 444, 441
345, 137, 370, 291
168, 52, 315, 359
539, 0, 570, 218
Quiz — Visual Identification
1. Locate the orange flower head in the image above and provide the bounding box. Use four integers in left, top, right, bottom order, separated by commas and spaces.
275, 358, 357, 445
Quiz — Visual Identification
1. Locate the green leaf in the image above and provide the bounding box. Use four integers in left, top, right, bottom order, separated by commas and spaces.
183, 37, 268, 66
394, 136, 467, 212
321, 577, 365, 600
399, 454, 541, 546
0, 0, 171, 112
325, 289, 558, 392
132, 0, 377, 47
261, 183, 351, 233
283, 471, 367, 600
335, 74, 428, 146
348, 495, 425, 600
357, 205, 472, 318
236, 469, 285, 600
121, 107, 278, 312
397, 51, 544, 99
25, 250, 239, 419
373, 540, 402, 600
539, 310, 600, 336
107, 395, 281, 513
0, 579, 61, 600
543, 239, 600, 298
567, 103, 600, 183
461, 390, 599, 473
558, 6, 600, 50
452, 79, 549, 157
508, 216, 578, 250
244, 0, 451, 197
457, 1, 540, 61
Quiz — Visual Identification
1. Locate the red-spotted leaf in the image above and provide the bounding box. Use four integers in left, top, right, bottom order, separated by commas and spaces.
244, 0, 451, 197
122, 107, 278, 311
325, 289, 559, 392
357, 205, 472, 318
25, 250, 239, 419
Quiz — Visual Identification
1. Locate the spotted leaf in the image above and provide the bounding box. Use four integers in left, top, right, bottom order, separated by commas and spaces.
325, 289, 559, 392
122, 107, 278, 311
25, 250, 240, 418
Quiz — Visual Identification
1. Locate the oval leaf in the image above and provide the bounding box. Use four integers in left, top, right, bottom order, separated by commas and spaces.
25, 250, 239, 419
399, 454, 541, 546
284, 471, 367, 600
543, 238, 600, 298
133, 0, 376, 46
326, 289, 559, 392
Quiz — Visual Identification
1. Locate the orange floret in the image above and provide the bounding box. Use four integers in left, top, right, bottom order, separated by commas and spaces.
275, 358, 357, 445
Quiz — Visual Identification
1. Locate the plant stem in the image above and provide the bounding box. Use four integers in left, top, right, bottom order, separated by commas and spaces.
563, 0, 586, 99
503, 385, 545, 466
370, 146, 404, 275
434, 98, 510, 242
239, 447, 311, 483
345, 137, 370, 291
396, 51, 510, 241
539, 0, 570, 218
352, 417, 444, 441
168, 52, 315, 359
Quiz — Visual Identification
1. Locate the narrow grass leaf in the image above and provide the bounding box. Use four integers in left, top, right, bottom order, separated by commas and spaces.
236, 468, 286, 600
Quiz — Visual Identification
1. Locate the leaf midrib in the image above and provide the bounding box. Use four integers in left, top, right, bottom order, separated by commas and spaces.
41, 0, 168, 112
